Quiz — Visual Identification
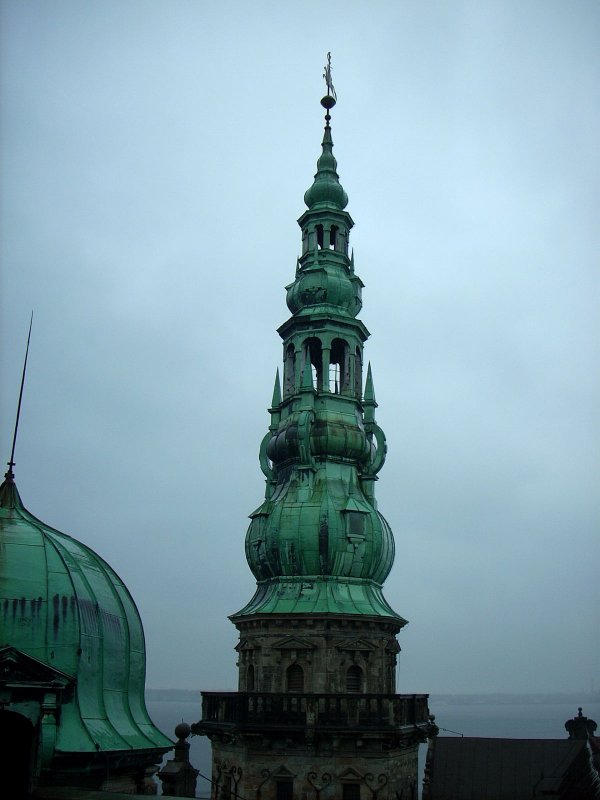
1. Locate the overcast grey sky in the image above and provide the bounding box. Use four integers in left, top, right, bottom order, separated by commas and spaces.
1, 1, 598, 695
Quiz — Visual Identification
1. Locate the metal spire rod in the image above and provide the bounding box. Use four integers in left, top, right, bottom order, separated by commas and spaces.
7, 310, 34, 477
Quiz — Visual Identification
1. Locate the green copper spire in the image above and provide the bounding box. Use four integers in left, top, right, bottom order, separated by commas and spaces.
303, 124, 349, 211
235, 71, 403, 626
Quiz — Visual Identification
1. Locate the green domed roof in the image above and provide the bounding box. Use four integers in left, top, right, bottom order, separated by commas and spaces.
303, 124, 349, 210
0, 473, 171, 755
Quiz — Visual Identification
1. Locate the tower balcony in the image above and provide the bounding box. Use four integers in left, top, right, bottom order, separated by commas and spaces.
193, 692, 433, 736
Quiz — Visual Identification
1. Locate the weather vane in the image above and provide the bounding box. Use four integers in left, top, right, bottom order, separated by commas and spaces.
323, 52, 337, 101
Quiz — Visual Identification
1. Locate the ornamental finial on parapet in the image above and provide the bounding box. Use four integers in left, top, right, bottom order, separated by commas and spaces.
321, 52, 337, 123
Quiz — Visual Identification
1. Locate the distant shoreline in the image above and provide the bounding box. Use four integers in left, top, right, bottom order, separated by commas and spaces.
146, 688, 600, 707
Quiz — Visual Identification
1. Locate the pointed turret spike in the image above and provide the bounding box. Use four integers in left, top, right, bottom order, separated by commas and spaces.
364, 362, 376, 404
271, 369, 282, 408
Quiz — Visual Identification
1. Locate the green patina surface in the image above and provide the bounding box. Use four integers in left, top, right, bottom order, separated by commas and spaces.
0, 476, 171, 755
235, 98, 403, 623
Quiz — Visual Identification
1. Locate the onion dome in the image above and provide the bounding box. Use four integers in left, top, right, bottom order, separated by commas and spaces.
0, 471, 171, 764
242, 474, 398, 617
303, 123, 349, 211
284, 254, 363, 319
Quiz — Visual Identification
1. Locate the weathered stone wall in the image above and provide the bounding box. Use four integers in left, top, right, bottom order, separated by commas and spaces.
210, 738, 420, 800
235, 616, 401, 695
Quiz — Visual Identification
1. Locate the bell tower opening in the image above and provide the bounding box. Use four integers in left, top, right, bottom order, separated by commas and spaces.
304, 337, 323, 390
330, 338, 350, 393
330, 224, 338, 249
316, 224, 324, 249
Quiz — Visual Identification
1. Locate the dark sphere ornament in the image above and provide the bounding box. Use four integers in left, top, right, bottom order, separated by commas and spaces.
321, 94, 336, 110
174, 722, 191, 740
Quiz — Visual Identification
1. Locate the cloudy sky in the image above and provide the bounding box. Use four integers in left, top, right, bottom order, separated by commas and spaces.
1, 1, 598, 696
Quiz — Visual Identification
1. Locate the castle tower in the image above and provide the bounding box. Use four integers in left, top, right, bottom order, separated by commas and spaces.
195, 64, 436, 800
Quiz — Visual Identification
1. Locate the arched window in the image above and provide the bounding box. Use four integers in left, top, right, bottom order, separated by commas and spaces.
247, 664, 255, 691
346, 665, 362, 693
304, 337, 323, 390
330, 339, 349, 394
316, 224, 324, 249
287, 663, 304, 693
329, 225, 338, 250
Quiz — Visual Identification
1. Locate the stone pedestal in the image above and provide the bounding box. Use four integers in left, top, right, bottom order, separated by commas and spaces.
158, 723, 199, 798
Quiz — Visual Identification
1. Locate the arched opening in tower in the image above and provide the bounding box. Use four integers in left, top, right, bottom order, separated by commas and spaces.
330, 338, 350, 394
304, 337, 323, 390
329, 225, 338, 249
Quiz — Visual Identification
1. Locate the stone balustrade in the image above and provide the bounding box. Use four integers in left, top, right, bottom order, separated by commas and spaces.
194, 692, 430, 733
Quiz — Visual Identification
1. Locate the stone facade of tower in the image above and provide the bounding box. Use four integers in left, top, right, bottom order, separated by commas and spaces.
193, 85, 437, 800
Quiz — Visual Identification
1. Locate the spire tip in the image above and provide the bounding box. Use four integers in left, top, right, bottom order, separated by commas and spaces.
321, 52, 337, 124
6, 311, 34, 480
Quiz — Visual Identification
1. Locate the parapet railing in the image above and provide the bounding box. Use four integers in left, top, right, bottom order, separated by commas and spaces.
198, 692, 430, 730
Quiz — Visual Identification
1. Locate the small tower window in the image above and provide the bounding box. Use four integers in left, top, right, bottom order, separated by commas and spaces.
329, 361, 340, 393
304, 337, 323, 390
316, 224, 324, 249
330, 225, 338, 250
346, 512, 365, 537
343, 785, 361, 800
330, 339, 350, 393
247, 664, 255, 691
346, 665, 362, 693
286, 663, 304, 693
